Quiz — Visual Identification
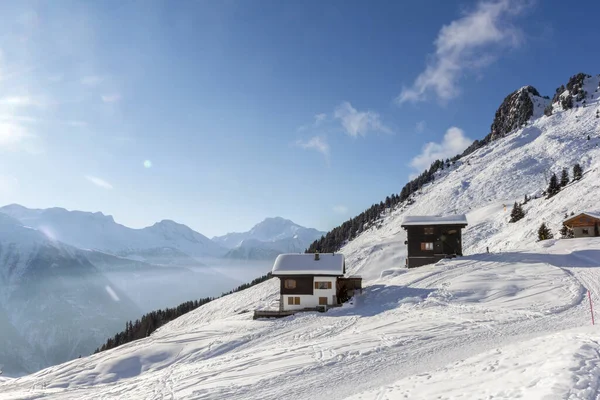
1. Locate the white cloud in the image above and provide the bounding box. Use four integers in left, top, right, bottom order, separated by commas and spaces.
397, 0, 525, 104
409, 127, 472, 172
85, 175, 114, 190
333, 205, 348, 214
101, 94, 121, 103
295, 136, 330, 157
81, 75, 103, 86
416, 121, 426, 133
314, 113, 327, 125
333, 102, 391, 137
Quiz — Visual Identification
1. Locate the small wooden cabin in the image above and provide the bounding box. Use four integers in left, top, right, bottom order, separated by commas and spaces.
401, 215, 468, 268
563, 212, 600, 238
270, 253, 361, 312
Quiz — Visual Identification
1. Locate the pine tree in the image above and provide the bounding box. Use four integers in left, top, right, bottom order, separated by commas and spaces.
573, 164, 583, 180
523, 194, 529, 204
559, 224, 574, 239
546, 173, 560, 198
560, 168, 570, 187
509, 202, 525, 223
538, 223, 553, 241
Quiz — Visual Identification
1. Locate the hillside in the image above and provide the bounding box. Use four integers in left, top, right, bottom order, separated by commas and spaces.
1, 238, 598, 399
1, 73, 600, 398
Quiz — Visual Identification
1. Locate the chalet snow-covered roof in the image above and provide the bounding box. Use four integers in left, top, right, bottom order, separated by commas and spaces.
401, 214, 468, 227
564, 212, 600, 223
271, 253, 345, 276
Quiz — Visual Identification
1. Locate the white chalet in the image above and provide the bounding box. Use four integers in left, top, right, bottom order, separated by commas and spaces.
271, 253, 346, 311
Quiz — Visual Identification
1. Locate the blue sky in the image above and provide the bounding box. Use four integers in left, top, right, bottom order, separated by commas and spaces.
1, 0, 599, 237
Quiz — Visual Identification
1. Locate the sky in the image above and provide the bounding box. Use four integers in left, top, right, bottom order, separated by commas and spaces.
1, 0, 600, 237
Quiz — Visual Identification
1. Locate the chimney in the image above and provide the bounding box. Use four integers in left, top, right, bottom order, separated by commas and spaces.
314, 252, 320, 261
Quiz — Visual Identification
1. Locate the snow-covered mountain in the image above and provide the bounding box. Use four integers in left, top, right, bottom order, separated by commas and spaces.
213, 217, 325, 260
0, 208, 242, 376
0, 214, 140, 376
2, 73, 600, 397
0, 205, 227, 261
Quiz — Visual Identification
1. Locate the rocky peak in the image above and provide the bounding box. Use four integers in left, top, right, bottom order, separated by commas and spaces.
488, 85, 541, 141
551, 72, 592, 111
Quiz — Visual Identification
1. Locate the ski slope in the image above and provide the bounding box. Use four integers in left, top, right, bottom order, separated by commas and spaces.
2, 77, 600, 398
0, 238, 599, 400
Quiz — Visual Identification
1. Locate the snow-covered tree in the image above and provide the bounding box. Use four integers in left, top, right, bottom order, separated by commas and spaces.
573, 164, 583, 180
546, 173, 560, 198
559, 224, 574, 239
509, 202, 525, 223
538, 223, 553, 241
560, 168, 569, 187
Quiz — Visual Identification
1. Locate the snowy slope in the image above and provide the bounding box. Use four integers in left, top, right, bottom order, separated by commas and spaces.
0, 205, 226, 259
1, 238, 599, 399
2, 75, 600, 397
214, 217, 325, 260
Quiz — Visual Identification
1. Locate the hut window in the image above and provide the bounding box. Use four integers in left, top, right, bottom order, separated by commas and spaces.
447, 229, 457, 235
424, 227, 434, 235
315, 281, 332, 289
582, 229, 589, 235
288, 297, 300, 305
420, 242, 434, 251
284, 279, 296, 289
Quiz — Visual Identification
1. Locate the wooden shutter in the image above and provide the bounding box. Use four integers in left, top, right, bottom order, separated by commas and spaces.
294, 297, 300, 305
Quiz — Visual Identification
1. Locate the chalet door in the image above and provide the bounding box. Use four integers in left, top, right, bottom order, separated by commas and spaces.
434, 239, 443, 254
319, 297, 328, 305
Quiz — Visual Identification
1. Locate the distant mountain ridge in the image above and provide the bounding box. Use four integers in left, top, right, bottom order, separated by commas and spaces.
0, 204, 226, 261
213, 217, 325, 260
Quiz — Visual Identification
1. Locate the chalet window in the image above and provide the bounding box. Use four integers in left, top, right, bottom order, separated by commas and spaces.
424, 227, 434, 235
287, 297, 300, 305
284, 279, 296, 289
420, 242, 434, 251
319, 297, 328, 305
314, 281, 332, 289
447, 229, 457, 235
582, 229, 589, 235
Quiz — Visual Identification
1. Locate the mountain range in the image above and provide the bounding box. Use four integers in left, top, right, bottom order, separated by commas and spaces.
0, 205, 323, 375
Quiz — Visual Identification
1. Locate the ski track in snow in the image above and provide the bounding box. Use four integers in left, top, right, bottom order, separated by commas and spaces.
2, 76, 600, 399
